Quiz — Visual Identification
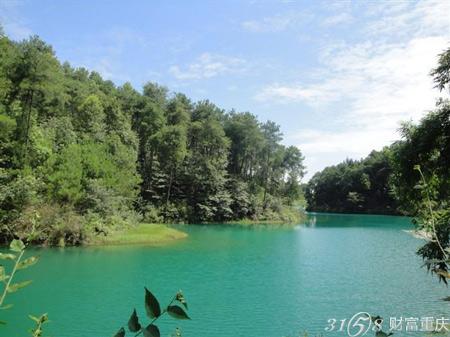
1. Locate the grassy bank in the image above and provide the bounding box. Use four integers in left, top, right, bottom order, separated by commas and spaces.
90, 223, 187, 246
88, 209, 302, 246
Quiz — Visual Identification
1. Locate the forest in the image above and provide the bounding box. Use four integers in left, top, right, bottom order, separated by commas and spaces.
0, 31, 305, 245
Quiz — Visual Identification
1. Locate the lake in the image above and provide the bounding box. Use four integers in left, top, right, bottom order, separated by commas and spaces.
3, 213, 449, 337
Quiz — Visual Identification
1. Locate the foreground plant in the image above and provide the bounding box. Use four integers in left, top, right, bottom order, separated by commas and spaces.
414, 165, 450, 284
0, 239, 38, 317
113, 288, 190, 337
29, 313, 49, 337
0, 239, 48, 337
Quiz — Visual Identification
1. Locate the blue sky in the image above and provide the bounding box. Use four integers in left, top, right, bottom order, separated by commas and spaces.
1, 0, 449, 180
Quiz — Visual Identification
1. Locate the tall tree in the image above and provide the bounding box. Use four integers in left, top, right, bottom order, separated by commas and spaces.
182, 103, 231, 222
12, 37, 63, 164
260, 121, 283, 205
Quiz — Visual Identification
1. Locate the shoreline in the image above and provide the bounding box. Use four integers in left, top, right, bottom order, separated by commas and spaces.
221, 219, 301, 227
305, 210, 410, 218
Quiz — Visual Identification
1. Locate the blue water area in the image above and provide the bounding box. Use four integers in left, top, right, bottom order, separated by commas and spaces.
2, 213, 449, 337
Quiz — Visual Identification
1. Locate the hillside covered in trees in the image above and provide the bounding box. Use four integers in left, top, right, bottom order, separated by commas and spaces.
0, 32, 305, 245
306, 47, 450, 218
305, 149, 399, 214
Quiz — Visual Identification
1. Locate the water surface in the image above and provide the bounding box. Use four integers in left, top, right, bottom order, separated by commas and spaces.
3, 213, 449, 337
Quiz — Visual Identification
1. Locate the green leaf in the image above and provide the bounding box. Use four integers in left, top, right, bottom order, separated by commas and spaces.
143, 324, 160, 337
17, 256, 38, 270
421, 258, 450, 267
29, 315, 40, 323
0, 320, 6, 325
176, 290, 188, 310
144, 287, 161, 319
40, 314, 49, 323
167, 305, 190, 320
127, 308, 141, 332
7, 280, 32, 293
436, 270, 450, 279
0, 253, 16, 260
9, 239, 25, 252
0, 266, 6, 281
113, 327, 125, 337
0, 304, 13, 310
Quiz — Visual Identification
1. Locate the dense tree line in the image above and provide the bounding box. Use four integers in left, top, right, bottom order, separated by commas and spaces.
305, 149, 399, 214
0, 32, 305, 245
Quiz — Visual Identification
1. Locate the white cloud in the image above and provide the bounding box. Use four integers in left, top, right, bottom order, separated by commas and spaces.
321, 12, 353, 27
0, 0, 32, 40
288, 127, 399, 181
241, 11, 313, 33
169, 53, 246, 80
242, 15, 292, 33
260, 0, 450, 180
292, 128, 394, 155
255, 84, 311, 102
254, 73, 361, 105
365, 0, 450, 39
290, 36, 448, 180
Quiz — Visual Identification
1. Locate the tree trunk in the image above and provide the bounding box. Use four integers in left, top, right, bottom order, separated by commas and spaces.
166, 167, 174, 204
22, 89, 34, 165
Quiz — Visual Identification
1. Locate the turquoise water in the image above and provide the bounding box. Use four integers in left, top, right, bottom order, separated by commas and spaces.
2, 213, 449, 337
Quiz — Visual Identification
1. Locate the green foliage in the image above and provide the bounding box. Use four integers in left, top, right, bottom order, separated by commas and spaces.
390, 101, 450, 213
114, 288, 190, 337
0, 33, 306, 245
76, 94, 105, 135
0, 170, 40, 235
413, 166, 449, 284
431, 46, 450, 93
0, 238, 48, 336
29, 313, 49, 337
167, 305, 190, 320
392, 47, 450, 286
0, 240, 34, 298
128, 309, 141, 332
144, 287, 161, 319
46, 143, 83, 204
305, 149, 399, 215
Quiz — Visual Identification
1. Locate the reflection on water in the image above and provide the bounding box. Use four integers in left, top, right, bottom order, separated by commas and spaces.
304, 212, 412, 228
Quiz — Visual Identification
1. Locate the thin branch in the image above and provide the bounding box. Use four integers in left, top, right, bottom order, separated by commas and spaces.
0, 249, 25, 307
417, 167, 448, 260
